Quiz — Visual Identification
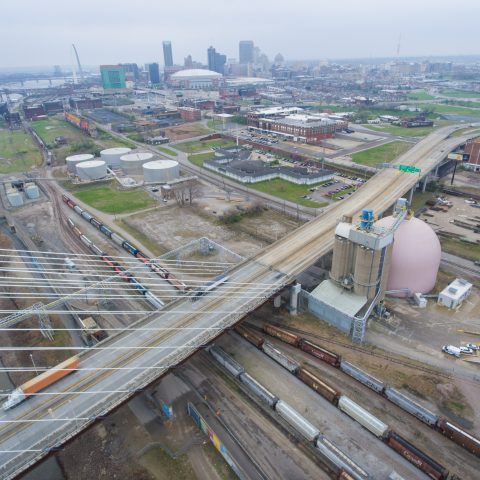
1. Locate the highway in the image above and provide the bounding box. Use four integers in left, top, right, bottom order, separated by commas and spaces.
0, 126, 476, 479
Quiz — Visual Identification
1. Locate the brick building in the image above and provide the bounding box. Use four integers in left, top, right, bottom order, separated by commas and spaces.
178, 107, 201, 122
464, 139, 480, 172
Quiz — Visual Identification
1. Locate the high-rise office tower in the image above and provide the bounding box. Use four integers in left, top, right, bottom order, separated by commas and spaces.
163, 41, 173, 67
207, 46, 226, 74
239, 40, 254, 64
147, 63, 160, 85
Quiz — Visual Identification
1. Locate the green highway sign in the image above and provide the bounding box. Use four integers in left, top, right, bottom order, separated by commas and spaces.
398, 164, 421, 174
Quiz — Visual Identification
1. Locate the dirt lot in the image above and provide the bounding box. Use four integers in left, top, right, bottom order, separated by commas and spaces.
165, 122, 211, 141
449, 170, 480, 191
419, 194, 480, 242
121, 189, 301, 259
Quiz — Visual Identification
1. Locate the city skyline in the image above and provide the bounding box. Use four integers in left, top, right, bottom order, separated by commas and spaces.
2, 0, 480, 67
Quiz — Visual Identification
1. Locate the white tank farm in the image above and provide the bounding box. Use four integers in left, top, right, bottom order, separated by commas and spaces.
66, 154, 94, 173
143, 160, 180, 183
76, 160, 107, 180
375, 216, 441, 295
120, 152, 154, 174
100, 147, 131, 167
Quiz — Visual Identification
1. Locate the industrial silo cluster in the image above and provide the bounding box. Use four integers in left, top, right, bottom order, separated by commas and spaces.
143, 159, 180, 183
5, 181, 40, 207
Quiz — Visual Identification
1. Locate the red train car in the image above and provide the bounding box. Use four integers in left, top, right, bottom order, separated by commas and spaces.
299, 339, 341, 367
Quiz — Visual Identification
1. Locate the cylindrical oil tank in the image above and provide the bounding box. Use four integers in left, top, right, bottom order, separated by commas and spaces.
66, 154, 94, 173
7, 190, 23, 207
25, 184, 40, 199
330, 236, 352, 284
120, 152, 154, 174
353, 245, 382, 299
143, 159, 180, 183
76, 160, 107, 181
100, 147, 131, 167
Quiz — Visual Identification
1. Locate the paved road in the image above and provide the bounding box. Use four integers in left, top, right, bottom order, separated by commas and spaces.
0, 126, 477, 479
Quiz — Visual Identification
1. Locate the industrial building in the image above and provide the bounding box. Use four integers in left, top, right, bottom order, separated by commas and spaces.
247, 107, 348, 144
438, 278, 473, 309
100, 65, 127, 91
178, 107, 201, 122
169, 69, 223, 89
69, 97, 103, 110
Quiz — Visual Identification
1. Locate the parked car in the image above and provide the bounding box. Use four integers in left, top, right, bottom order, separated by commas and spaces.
442, 345, 461, 357
465, 343, 479, 351
459, 346, 475, 354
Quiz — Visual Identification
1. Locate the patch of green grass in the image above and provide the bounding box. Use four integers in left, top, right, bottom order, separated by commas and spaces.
410, 191, 435, 212
441, 89, 480, 99
204, 442, 238, 480
0, 129, 43, 173
95, 129, 135, 149
406, 90, 435, 101
140, 446, 195, 480
31, 116, 85, 148
249, 178, 329, 208
366, 124, 437, 137
331, 186, 356, 199
451, 127, 480, 138
433, 104, 480, 117
156, 146, 178, 156
440, 237, 480, 262
188, 152, 215, 167
175, 138, 236, 154
352, 141, 411, 167
69, 181, 156, 214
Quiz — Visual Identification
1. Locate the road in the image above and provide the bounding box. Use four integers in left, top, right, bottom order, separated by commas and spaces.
0, 126, 477, 479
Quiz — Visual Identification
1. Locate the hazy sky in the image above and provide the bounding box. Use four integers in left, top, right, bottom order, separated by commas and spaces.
2, 0, 479, 68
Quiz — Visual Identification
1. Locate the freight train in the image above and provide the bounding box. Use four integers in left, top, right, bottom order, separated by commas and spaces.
61, 194, 187, 291
3, 356, 80, 410
67, 217, 164, 310
206, 345, 367, 480
256, 323, 480, 460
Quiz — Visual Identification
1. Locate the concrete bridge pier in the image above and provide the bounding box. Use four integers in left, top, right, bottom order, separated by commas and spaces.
289, 283, 302, 315
408, 185, 415, 205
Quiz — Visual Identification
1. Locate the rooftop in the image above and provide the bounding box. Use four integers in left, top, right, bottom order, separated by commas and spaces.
171, 69, 222, 78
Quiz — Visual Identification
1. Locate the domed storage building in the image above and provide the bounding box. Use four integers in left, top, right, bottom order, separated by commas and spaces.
100, 147, 131, 167
169, 69, 223, 89
143, 160, 179, 183
120, 152, 154, 174
66, 154, 94, 173
375, 216, 441, 295
76, 160, 107, 181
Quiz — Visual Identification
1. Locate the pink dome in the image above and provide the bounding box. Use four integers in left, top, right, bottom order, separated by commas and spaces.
375, 216, 441, 294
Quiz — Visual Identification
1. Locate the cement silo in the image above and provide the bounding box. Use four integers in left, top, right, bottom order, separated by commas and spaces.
76, 160, 107, 180
100, 147, 131, 167
353, 245, 382, 299
143, 160, 180, 183
66, 154, 94, 173
120, 152, 154, 174
330, 221, 354, 285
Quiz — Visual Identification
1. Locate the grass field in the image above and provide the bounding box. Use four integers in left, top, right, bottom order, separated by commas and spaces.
140, 446, 195, 480
441, 89, 480, 99
430, 104, 480, 118
31, 117, 85, 147
249, 178, 329, 208
406, 90, 436, 101
366, 124, 437, 137
451, 127, 480, 138
440, 237, 480, 262
188, 152, 215, 167
175, 138, 236, 154
95, 129, 134, 149
351, 141, 411, 167
0, 129, 43, 173
156, 146, 178, 156
70, 181, 155, 214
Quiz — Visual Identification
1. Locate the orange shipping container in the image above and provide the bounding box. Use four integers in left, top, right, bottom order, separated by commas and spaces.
22, 356, 80, 396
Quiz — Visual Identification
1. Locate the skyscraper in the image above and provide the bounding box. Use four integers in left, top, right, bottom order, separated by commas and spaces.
207, 46, 226, 74
147, 63, 160, 85
239, 41, 254, 64
163, 41, 173, 67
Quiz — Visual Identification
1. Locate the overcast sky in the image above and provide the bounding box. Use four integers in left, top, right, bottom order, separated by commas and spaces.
2, 0, 479, 68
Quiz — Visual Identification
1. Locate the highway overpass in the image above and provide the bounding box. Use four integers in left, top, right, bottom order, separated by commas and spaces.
0, 126, 475, 479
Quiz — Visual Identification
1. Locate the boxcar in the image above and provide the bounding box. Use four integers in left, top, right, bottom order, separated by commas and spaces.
436, 417, 480, 457
234, 325, 265, 349
297, 367, 340, 405
299, 339, 341, 367
263, 323, 300, 347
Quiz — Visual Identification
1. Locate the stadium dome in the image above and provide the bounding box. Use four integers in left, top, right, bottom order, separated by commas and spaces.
171, 69, 222, 79
375, 216, 441, 295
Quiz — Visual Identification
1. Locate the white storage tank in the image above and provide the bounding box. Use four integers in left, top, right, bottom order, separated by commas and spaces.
76, 160, 107, 180
120, 152, 154, 174
7, 190, 23, 207
25, 184, 40, 199
65, 154, 95, 173
100, 147, 131, 167
143, 159, 180, 183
